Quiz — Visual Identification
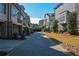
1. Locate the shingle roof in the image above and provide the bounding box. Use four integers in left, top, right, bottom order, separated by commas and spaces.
54, 3, 63, 9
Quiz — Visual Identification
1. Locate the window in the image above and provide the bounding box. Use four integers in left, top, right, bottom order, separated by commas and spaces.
21, 16, 23, 20
0, 3, 4, 13
17, 14, 23, 23
60, 11, 67, 22
4, 4, 6, 14
17, 12, 21, 19
11, 5, 18, 16
60, 16, 65, 22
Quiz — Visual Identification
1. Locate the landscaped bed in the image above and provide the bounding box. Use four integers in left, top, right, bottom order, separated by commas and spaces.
44, 32, 79, 55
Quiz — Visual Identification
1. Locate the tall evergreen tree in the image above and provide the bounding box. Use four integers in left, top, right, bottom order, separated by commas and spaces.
53, 20, 58, 32
67, 12, 77, 34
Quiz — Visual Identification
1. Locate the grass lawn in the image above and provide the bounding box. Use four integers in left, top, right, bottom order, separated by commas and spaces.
44, 32, 79, 48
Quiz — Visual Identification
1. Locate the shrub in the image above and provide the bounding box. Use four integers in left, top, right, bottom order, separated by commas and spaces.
67, 12, 77, 34
13, 32, 25, 39
20, 33, 25, 39
53, 20, 58, 32
13, 32, 19, 39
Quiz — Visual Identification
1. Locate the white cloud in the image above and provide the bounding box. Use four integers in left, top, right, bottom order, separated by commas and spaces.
30, 17, 42, 24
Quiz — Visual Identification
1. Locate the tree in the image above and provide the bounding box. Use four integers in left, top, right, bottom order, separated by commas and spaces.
67, 12, 77, 34
53, 20, 58, 32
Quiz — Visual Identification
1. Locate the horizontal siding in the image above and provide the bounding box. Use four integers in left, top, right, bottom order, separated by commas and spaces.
55, 3, 76, 21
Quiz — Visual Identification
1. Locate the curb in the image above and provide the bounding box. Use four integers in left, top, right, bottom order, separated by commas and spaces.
61, 43, 79, 56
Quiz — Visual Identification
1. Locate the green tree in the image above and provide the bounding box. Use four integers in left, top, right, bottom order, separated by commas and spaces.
53, 20, 58, 32
67, 12, 77, 34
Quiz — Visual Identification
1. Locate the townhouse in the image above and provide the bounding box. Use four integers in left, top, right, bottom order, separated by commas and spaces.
39, 19, 48, 28
11, 4, 31, 38
39, 19, 45, 28
0, 3, 30, 38
76, 3, 79, 33
38, 19, 46, 31
44, 13, 55, 31
54, 3, 77, 32
0, 3, 9, 38
22, 13, 30, 35
10, 4, 23, 38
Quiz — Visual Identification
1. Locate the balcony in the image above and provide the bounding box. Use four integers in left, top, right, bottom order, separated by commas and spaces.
17, 19, 22, 23
11, 15, 22, 25
59, 19, 66, 24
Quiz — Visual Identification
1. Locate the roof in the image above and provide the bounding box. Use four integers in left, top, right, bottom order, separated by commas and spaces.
54, 3, 63, 9
44, 13, 54, 18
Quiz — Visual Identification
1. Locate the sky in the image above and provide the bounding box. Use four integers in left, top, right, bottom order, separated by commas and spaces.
20, 3, 58, 24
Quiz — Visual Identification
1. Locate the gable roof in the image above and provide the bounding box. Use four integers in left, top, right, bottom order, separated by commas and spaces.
54, 3, 63, 9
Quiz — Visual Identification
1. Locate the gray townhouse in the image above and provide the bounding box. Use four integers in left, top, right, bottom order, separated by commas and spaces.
54, 3, 77, 32
39, 19, 47, 31
76, 3, 79, 33
44, 13, 55, 31
22, 13, 30, 35
39, 19, 45, 28
0, 3, 30, 38
0, 3, 9, 38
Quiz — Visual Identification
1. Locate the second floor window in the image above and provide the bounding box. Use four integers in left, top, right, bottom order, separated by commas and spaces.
21, 16, 23, 20
17, 14, 23, 23
0, 3, 4, 13
60, 15, 65, 22
11, 5, 18, 16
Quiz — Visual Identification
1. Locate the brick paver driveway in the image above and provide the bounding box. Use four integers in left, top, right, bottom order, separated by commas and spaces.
8, 32, 72, 56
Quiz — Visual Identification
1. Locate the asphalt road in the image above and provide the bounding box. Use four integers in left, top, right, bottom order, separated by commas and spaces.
8, 32, 72, 56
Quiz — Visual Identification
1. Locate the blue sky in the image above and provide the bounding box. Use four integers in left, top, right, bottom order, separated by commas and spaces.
20, 3, 58, 24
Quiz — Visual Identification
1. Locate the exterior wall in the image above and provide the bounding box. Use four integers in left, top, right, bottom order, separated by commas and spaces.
76, 3, 79, 33
0, 3, 8, 38
0, 24, 1, 36
13, 24, 19, 33
45, 15, 50, 29
25, 15, 30, 27
0, 22, 8, 38
11, 4, 23, 25
55, 3, 76, 21
0, 23, 3, 37
13, 24, 22, 34
10, 4, 23, 37
0, 3, 30, 38
39, 20, 44, 27
0, 13, 7, 22
55, 3, 76, 32
44, 13, 55, 31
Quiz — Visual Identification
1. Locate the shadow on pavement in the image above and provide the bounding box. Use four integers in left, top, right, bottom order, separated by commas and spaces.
0, 51, 7, 56
49, 38, 62, 46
